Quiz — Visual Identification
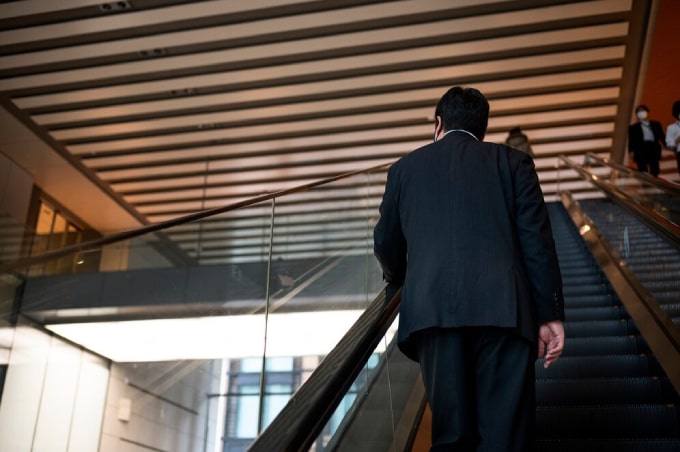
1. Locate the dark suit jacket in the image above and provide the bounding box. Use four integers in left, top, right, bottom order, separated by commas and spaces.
628, 121, 665, 160
374, 131, 564, 360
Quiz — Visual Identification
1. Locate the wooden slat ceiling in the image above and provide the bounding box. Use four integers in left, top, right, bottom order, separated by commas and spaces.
0, 0, 642, 263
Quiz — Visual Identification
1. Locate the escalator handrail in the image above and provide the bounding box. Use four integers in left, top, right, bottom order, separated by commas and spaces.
0, 162, 391, 274
559, 155, 680, 248
584, 152, 680, 195
248, 288, 401, 452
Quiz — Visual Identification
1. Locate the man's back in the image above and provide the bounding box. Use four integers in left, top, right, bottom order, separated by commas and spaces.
372, 86, 565, 450
374, 130, 561, 358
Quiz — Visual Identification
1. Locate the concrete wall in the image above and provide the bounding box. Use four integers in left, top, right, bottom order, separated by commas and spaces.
0, 326, 109, 452
100, 359, 222, 452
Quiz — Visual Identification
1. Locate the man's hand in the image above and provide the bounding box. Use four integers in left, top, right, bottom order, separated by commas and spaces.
537, 320, 565, 369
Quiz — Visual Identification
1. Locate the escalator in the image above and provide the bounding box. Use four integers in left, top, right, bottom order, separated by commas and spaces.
534, 202, 680, 451
578, 198, 680, 327
409, 201, 680, 451
249, 180, 680, 452
1, 156, 679, 451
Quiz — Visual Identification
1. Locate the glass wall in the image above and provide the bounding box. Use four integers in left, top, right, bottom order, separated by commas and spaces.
0, 166, 389, 451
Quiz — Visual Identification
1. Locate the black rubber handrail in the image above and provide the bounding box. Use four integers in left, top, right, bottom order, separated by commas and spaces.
0, 163, 391, 274
248, 288, 401, 451
559, 155, 680, 248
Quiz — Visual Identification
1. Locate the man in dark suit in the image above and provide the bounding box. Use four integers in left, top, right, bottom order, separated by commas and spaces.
374, 86, 565, 451
628, 104, 666, 176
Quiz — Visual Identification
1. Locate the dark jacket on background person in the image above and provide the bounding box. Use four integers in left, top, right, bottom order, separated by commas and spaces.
628, 120, 665, 162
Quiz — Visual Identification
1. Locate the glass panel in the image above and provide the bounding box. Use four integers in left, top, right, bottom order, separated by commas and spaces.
577, 155, 680, 225
311, 317, 418, 452
255, 167, 388, 446
0, 197, 277, 452
0, 165, 393, 452
577, 197, 680, 326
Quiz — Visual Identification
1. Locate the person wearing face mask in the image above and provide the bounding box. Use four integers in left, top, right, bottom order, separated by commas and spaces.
628, 105, 665, 176
665, 100, 680, 177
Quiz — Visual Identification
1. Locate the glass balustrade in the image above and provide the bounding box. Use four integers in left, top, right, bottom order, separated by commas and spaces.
0, 165, 409, 452
569, 153, 680, 226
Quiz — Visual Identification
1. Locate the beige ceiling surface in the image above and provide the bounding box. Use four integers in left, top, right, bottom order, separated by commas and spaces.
0, 0, 643, 262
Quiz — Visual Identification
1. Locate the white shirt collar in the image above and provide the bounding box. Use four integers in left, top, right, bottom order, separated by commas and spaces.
443, 129, 478, 141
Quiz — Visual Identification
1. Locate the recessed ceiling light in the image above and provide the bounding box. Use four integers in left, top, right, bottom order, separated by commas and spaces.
138, 48, 166, 58
170, 88, 196, 96
99, 1, 132, 12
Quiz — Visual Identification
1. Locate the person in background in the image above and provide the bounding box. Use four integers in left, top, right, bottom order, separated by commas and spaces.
665, 100, 680, 177
505, 126, 534, 157
628, 105, 665, 176
374, 86, 565, 451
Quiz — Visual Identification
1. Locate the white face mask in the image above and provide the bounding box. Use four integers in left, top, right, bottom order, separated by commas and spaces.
637, 110, 648, 121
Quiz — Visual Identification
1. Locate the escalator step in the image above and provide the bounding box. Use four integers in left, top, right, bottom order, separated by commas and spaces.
535, 355, 650, 379
663, 304, 680, 316
564, 320, 630, 337
655, 293, 680, 303
561, 336, 639, 356
563, 294, 617, 307
557, 252, 593, 262
626, 255, 680, 266
536, 405, 680, 437
560, 267, 602, 278
536, 378, 663, 405
563, 284, 609, 296
562, 274, 604, 286
634, 263, 680, 274
564, 306, 621, 321
640, 280, 680, 291
536, 438, 680, 452
649, 295, 680, 306
558, 260, 596, 270
540, 202, 680, 446
626, 248, 679, 257
634, 273, 680, 282
635, 263, 680, 281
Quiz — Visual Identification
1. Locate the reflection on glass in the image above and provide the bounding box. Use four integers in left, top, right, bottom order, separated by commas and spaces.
0, 165, 391, 451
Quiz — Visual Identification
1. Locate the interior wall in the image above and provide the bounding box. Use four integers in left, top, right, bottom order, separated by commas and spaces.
639, 0, 680, 125
99, 359, 222, 452
0, 151, 34, 228
0, 326, 109, 452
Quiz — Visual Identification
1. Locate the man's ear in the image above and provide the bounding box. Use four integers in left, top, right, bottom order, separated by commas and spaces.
434, 116, 443, 140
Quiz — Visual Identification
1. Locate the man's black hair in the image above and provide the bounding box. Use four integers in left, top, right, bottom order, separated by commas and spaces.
434, 86, 489, 141
672, 100, 680, 118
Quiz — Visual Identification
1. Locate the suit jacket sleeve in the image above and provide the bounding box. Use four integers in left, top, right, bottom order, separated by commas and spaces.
652, 121, 666, 145
513, 155, 565, 323
628, 124, 639, 152
374, 165, 407, 285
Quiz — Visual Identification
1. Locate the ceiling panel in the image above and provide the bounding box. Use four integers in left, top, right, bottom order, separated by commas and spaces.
0, 0, 644, 264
